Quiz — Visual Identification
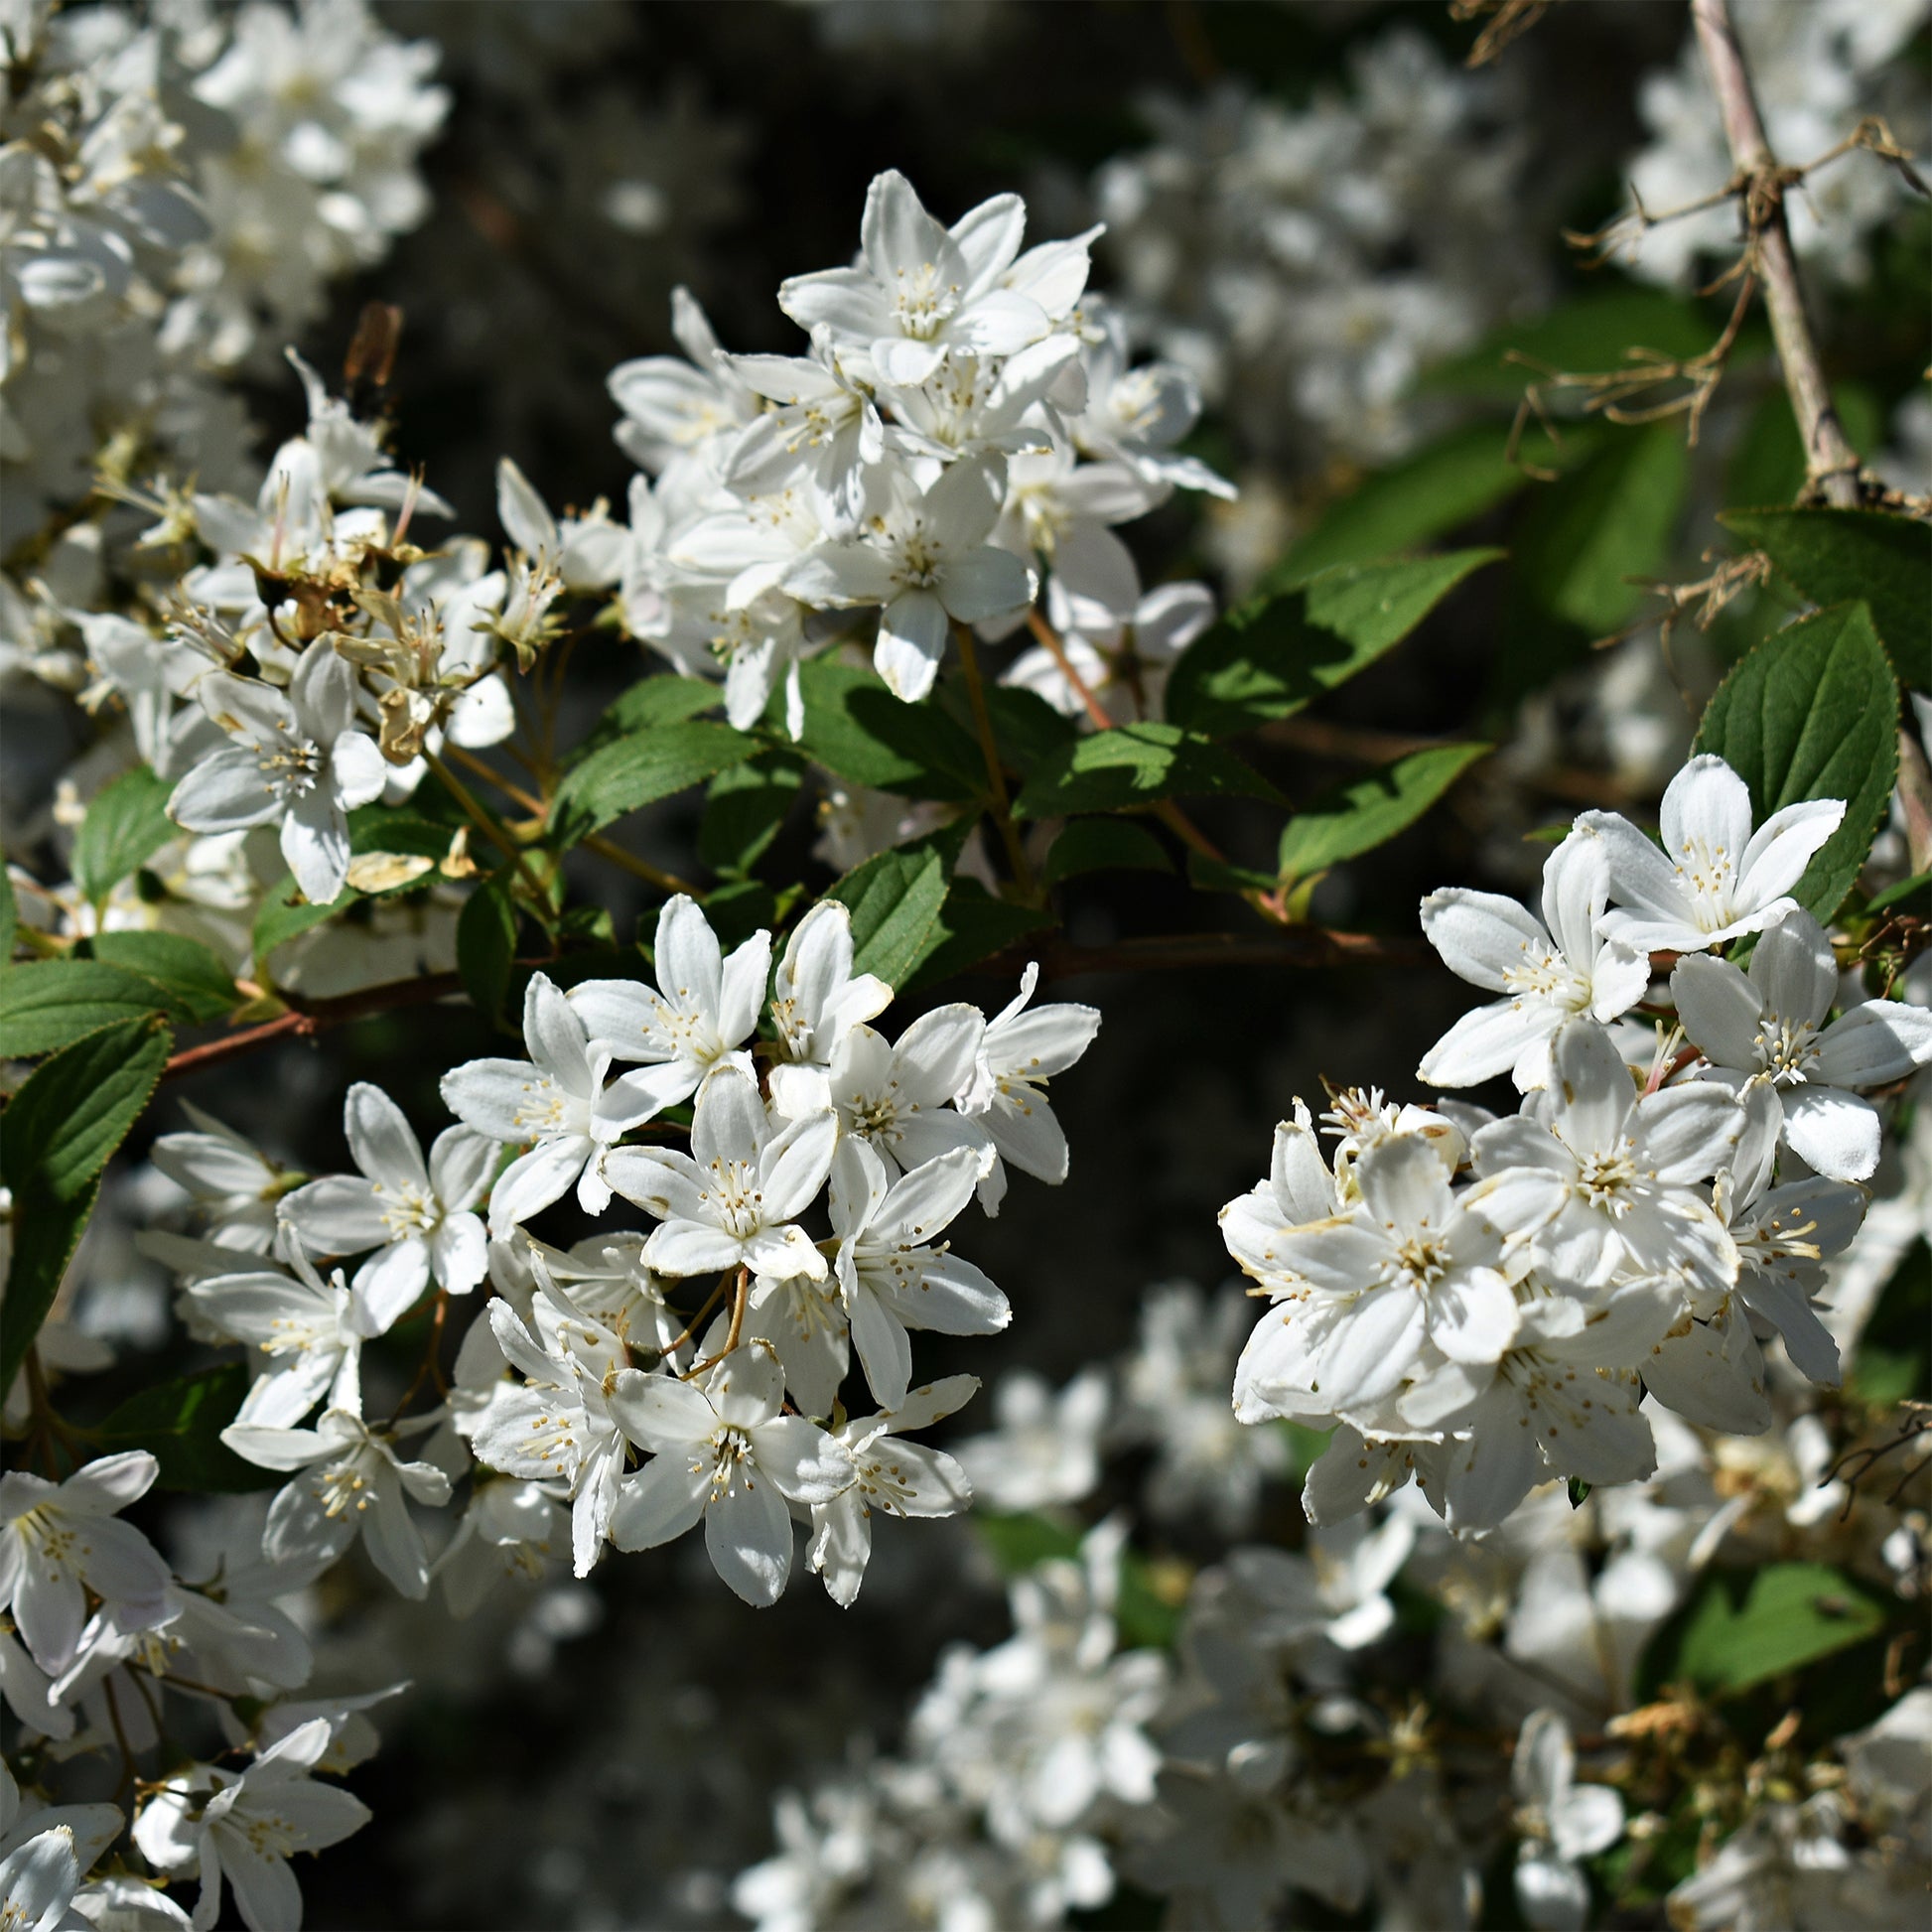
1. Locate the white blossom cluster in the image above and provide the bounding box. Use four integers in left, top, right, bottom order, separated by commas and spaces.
1087, 24, 1544, 477
0, 0, 447, 546
1618, 0, 1931, 289
1223, 752, 1932, 1535
608, 167, 1230, 729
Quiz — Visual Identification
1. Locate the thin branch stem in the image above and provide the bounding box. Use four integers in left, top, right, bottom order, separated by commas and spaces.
1690, 0, 1863, 504
426, 750, 547, 902
954, 623, 1038, 901
685, 1266, 750, 1378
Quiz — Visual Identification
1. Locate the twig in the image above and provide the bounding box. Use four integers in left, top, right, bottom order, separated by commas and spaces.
1690, 0, 1864, 504
954, 622, 1039, 902
1450, 0, 1557, 67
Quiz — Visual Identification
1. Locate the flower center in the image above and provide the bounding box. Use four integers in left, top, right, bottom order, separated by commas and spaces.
1753, 1014, 1821, 1084
702, 1157, 764, 1237
1577, 1146, 1639, 1213
1672, 835, 1738, 928
257, 735, 324, 798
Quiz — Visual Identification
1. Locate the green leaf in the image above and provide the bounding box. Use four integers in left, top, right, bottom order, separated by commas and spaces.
1277, 743, 1491, 883
1496, 421, 1689, 697
825, 833, 958, 988
793, 659, 981, 800
345, 805, 460, 867
1865, 868, 1932, 914
699, 755, 803, 875
1186, 852, 1281, 896
575, 674, 722, 760
1012, 723, 1282, 818
1695, 602, 1902, 920
703, 878, 778, 951
1725, 384, 1884, 513
1, 1014, 172, 1393
1660, 1563, 1885, 1695
457, 874, 518, 1023
88, 931, 238, 1024
551, 718, 759, 842
252, 879, 353, 967
1721, 506, 1932, 684
1422, 287, 1729, 403
0, 867, 15, 971
1273, 419, 1599, 582
92, 1363, 277, 1492
976, 685, 1079, 778
72, 766, 176, 904
1041, 817, 1174, 884
903, 879, 1052, 991
1167, 549, 1501, 738
0, 959, 177, 1058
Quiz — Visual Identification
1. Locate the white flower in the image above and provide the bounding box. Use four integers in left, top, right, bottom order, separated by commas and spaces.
434, 1480, 569, 1619
608, 1342, 854, 1605
1511, 1710, 1624, 1931
494, 457, 627, 593
782, 456, 1035, 701
954, 963, 1101, 1213
1580, 754, 1845, 956
819, 1007, 992, 1176
1418, 828, 1652, 1091
440, 972, 664, 1235
766, 899, 894, 1106
1003, 567, 1215, 727
168, 638, 387, 905
132, 1718, 370, 1932
724, 334, 888, 528
278, 1083, 493, 1327
220, 1409, 452, 1600
809, 1375, 978, 1607
953, 1368, 1110, 1512
606, 1067, 836, 1284
186, 1253, 370, 1431
778, 170, 1054, 387
0, 1453, 172, 1677
566, 894, 769, 1113
149, 1104, 298, 1254
1469, 1019, 1743, 1299
1673, 907, 1932, 1180
829, 1140, 1009, 1411
471, 1290, 629, 1579
1230, 1513, 1417, 1652
607, 286, 760, 480
0, 1826, 82, 1932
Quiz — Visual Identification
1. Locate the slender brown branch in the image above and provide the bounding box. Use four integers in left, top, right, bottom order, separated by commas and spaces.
1690, 0, 1862, 505
954, 622, 1038, 901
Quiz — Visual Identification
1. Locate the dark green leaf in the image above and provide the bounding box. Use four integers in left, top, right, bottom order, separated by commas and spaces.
253, 879, 353, 967
902, 879, 1052, 991
551, 719, 759, 841
1012, 723, 1282, 819
0, 868, 15, 971
1041, 817, 1174, 884
825, 833, 958, 988
1725, 384, 1885, 513
93, 1363, 277, 1491
1663, 1564, 1885, 1695
699, 755, 803, 875
1272, 419, 1599, 583
1277, 743, 1491, 882
1721, 506, 1932, 684
89, 931, 238, 1024
575, 674, 722, 761
72, 766, 176, 903
703, 879, 778, 951
1186, 852, 1281, 896
1695, 602, 1902, 920
0, 959, 177, 1058
1865, 869, 1932, 914
1167, 550, 1502, 738
1496, 422, 1689, 697
977, 685, 1079, 778
457, 874, 518, 1023
345, 805, 460, 865
794, 659, 981, 800
1, 1014, 172, 1392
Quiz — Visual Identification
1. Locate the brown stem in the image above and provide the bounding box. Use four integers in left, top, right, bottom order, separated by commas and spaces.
1690, 0, 1862, 505
427, 751, 548, 902
954, 623, 1038, 901
685, 1265, 751, 1378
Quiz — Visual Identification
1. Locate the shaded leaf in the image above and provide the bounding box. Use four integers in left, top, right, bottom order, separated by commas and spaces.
93, 1363, 278, 1492
699, 755, 803, 875
902, 879, 1051, 992
72, 766, 175, 903
89, 931, 239, 1024
1013, 722, 1282, 819
551, 719, 759, 841
575, 674, 722, 761
1277, 743, 1491, 882
794, 659, 981, 801
457, 873, 518, 1023
1695, 603, 1901, 920
1041, 817, 1173, 884
0, 959, 177, 1058
253, 879, 353, 967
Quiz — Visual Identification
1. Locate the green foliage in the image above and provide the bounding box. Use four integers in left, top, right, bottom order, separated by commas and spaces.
978, 685, 1079, 779
551, 718, 759, 841
825, 831, 960, 988
92, 1363, 277, 1491
792, 659, 982, 800
1166, 550, 1501, 738
0, 958, 180, 1057
1276, 743, 1490, 884
0, 868, 15, 970
1495, 422, 1689, 696
1725, 383, 1884, 511
253, 879, 353, 967
576, 674, 723, 761
1721, 506, 1932, 684
1695, 602, 1901, 920
72, 765, 176, 903
1643, 1564, 1886, 1697
903, 880, 1052, 991
457, 873, 519, 1024
1012, 722, 1281, 818
88, 931, 238, 1023
1, 1013, 172, 1391
1041, 817, 1174, 884
699, 755, 803, 875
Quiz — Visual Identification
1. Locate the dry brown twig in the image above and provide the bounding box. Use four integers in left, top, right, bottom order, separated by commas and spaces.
1449, 0, 1558, 69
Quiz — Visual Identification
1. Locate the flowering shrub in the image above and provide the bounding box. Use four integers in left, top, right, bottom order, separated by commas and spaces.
2, 2, 1929, 1928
